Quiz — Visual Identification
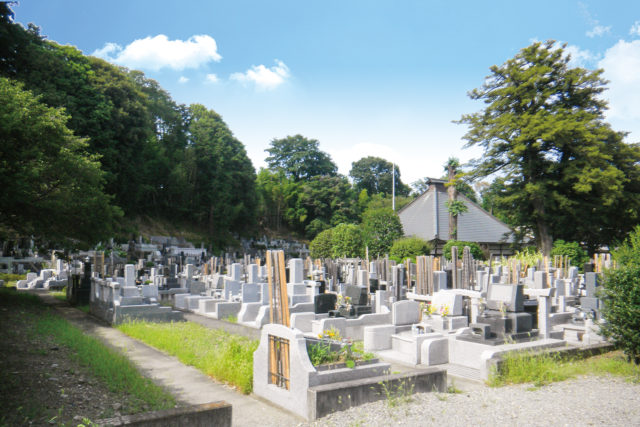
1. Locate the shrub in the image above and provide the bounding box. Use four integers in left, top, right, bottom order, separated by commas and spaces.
331, 223, 364, 258
600, 227, 640, 363
443, 240, 484, 260
390, 237, 432, 263
551, 240, 589, 269
310, 228, 334, 259
610, 225, 640, 266
361, 207, 404, 258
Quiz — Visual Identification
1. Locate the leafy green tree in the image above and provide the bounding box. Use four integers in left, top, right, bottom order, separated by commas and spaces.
255, 168, 299, 232
349, 156, 410, 197
129, 71, 191, 214
265, 134, 337, 181
0, 77, 120, 243
390, 237, 432, 263
310, 228, 334, 259
410, 178, 430, 196
186, 104, 257, 243
297, 175, 358, 238
331, 224, 364, 258
457, 41, 640, 256
87, 56, 156, 212
361, 208, 403, 257
550, 240, 589, 269
600, 226, 640, 363
443, 240, 485, 260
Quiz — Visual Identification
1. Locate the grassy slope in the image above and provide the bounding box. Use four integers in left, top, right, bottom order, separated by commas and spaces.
0, 289, 176, 414
117, 320, 259, 394
489, 349, 640, 387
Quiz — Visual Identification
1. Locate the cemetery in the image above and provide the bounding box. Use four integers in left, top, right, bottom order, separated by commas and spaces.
4, 234, 623, 422
3, 2, 640, 425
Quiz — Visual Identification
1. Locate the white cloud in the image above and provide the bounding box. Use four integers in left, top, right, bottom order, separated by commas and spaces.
231, 60, 290, 90
586, 24, 611, 38
630, 21, 640, 37
91, 34, 222, 71
205, 73, 219, 83
563, 44, 600, 68
599, 39, 640, 120
92, 42, 120, 58
178, 76, 189, 84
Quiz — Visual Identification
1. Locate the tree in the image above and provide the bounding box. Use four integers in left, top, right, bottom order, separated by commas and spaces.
331, 224, 364, 258
390, 237, 432, 263
297, 175, 358, 238
361, 207, 404, 257
265, 134, 337, 181
349, 156, 410, 197
457, 41, 640, 256
600, 226, 640, 363
310, 228, 334, 259
444, 157, 467, 240
443, 240, 485, 260
0, 77, 120, 243
550, 240, 589, 270
186, 104, 257, 244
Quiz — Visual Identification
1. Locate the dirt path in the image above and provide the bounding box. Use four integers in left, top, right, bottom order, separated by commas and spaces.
35, 292, 302, 426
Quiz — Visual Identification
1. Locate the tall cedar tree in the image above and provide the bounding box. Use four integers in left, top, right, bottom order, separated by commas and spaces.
458, 41, 640, 255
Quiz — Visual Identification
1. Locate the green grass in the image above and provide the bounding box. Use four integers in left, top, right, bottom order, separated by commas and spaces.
0, 288, 176, 413
117, 320, 259, 393
0, 272, 26, 288
489, 349, 640, 387
33, 312, 176, 412
49, 288, 67, 301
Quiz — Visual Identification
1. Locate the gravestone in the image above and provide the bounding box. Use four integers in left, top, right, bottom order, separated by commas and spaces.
247, 264, 259, 283
314, 293, 337, 314
431, 291, 464, 316
242, 283, 260, 303
533, 271, 547, 289
289, 258, 304, 284
580, 272, 601, 314
124, 264, 136, 287
486, 284, 524, 312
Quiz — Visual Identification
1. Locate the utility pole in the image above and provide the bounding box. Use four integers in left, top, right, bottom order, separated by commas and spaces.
392, 162, 396, 211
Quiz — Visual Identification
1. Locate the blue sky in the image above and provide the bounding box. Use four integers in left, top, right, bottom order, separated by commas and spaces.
13, 1, 640, 186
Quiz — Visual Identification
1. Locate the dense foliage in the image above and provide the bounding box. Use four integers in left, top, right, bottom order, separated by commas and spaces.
361, 208, 403, 257
0, 6, 256, 246
443, 240, 485, 260
0, 77, 120, 244
330, 224, 364, 258
349, 156, 410, 197
309, 228, 334, 259
600, 226, 640, 363
458, 41, 640, 255
550, 240, 589, 269
265, 135, 337, 181
389, 237, 432, 263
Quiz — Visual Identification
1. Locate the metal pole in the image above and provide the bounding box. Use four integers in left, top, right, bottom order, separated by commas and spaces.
392, 162, 395, 211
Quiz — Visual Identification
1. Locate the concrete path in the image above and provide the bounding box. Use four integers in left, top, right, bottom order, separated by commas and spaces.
35, 292, 302, 426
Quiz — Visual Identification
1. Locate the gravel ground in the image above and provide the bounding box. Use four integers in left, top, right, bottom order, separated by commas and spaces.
304, 376, 640, 426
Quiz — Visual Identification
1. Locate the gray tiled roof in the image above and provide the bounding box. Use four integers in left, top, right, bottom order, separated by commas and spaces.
398, 180, 514, 243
